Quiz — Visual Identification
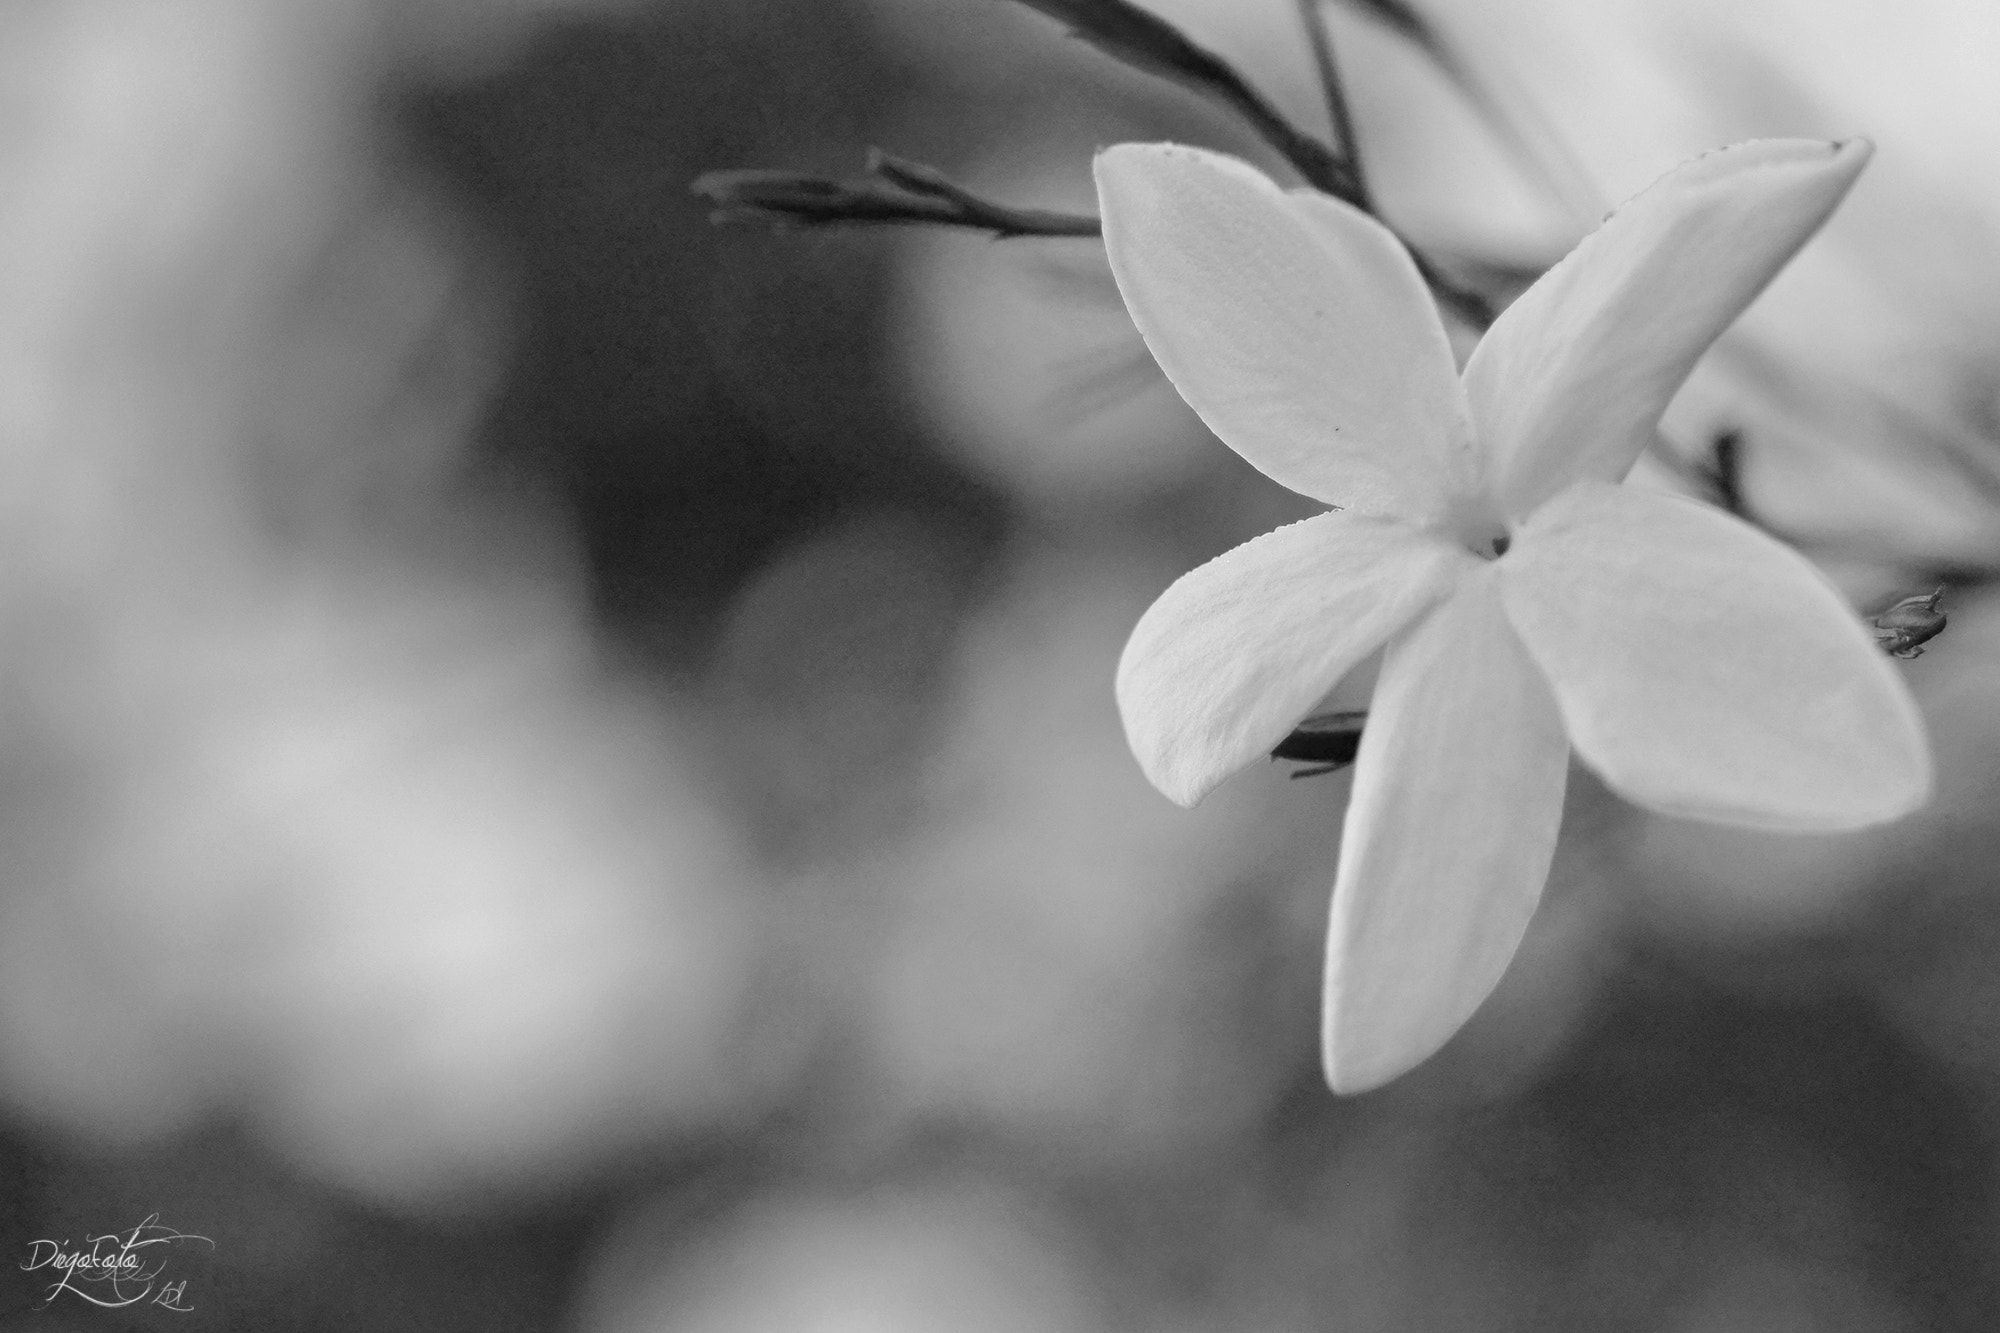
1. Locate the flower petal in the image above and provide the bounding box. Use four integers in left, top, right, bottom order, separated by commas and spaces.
1465, 139, 1872, 518
1094, 142, 1474, 520
1322, 566, 1569, 1094
1501, 483, 1932, 830
1118, 511, 1467, 807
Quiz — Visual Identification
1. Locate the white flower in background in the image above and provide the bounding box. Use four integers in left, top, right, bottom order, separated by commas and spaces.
1095, 140, 1932, 1092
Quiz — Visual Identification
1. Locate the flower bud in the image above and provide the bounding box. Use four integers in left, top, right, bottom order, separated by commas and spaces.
1872, 587, 1947, 659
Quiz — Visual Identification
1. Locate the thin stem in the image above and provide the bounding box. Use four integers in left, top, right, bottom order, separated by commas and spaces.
867, 151, 1105, 236
698, 151, 1497, 326
1292, 0, 1370, 208
1002, 0, 1497, 322
1010, 0, 1362, 205
1649, 427, 1798, 552
692, 157, 1102, 240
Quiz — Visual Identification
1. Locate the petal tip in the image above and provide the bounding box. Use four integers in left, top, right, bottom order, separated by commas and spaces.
1320, 995, 1448, 1094
1711, 134, 1875, 199
1829, 666, 1935, 829
1150, 761, 1213, 810
1093, 140, 1288, 220
1113, 675, 1225, 809
1092, 139, 1248, 177
1090, 142, 1143, 194
1320, 1038, 1411, 1096
1634, 746, 1934, 834
1746, 680, 1935, 831
1853, 739, 1936, 828
1090, 141, 1175, 198
1090, 140, 1147, 170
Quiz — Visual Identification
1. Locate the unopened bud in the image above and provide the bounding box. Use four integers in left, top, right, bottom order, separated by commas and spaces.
1872, 587, 1947, 659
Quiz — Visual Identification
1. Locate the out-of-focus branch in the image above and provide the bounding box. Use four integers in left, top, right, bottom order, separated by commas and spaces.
1651, 427, 1780, 536
1336, 0, 1606, 224
692, 151, 1102, 240
1663, 429, 1963, 656
698, 3, 1505, 324
1007, 0, 1495, 324
1335, 0, 1434, 44
697, 147, 1497, 326
1009, 0, 1363, 205
1293, 0, 1368, 203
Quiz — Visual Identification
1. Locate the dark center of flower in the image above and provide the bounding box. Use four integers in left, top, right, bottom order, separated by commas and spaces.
1444, 498, 1512, 561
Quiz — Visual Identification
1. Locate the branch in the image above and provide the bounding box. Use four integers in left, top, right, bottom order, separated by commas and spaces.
1651, 427, 1775, 534
1292, 0, 1368, 204
692, 151, 1102, 240
698, 2, 1511, 324
1008, 0, 1361, 205
698, 151, 1498, 329
1008, 0, 1496, 324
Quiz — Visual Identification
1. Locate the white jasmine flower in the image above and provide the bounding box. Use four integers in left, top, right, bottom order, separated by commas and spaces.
1095, 139, 1932, 1092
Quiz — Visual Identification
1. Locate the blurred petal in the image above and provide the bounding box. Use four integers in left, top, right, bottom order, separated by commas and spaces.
1094, 142, 1474, 520
1465, 139, 1871, 517
1118, 511, 1467, 807
1322, 567, 1568, 1093
1502, 482, 1932, 830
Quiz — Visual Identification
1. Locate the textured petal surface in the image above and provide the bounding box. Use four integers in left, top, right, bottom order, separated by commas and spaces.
1095, 142, 1474, 520
1502, 483, 1932, 830
1465, 139, 1871, 518
1118, 511, 1467, 807
1322, 567, 1569, 1094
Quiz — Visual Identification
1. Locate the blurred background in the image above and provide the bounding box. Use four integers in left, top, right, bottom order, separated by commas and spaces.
3, 1, 2000, 1328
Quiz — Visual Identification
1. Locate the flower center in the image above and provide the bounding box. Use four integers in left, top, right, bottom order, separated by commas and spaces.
1456, 521, 1512, 561
1441, 493, 1512, 561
